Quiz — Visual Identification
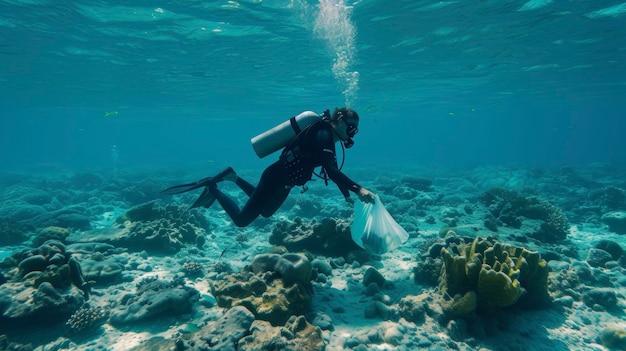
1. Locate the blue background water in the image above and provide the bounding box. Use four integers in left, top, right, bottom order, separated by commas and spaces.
1, 0, 625, 171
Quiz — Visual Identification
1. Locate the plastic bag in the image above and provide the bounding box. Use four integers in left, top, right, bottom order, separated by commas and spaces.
351, 195, 409, 254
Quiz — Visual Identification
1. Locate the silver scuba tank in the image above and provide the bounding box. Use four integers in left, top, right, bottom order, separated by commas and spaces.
251, 111, 322, 158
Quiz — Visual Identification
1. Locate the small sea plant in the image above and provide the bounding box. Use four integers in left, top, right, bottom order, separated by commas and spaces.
182, 261, 204, 276
235, 233, 249, 243
66, 303, 108, 332
213, 261, 233, 274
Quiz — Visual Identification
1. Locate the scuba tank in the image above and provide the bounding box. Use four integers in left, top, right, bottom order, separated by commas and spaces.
251, 111, 323, 158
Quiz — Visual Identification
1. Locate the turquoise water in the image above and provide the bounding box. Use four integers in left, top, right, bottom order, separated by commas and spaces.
1, 0, 625, 170
1, 2, 626, 350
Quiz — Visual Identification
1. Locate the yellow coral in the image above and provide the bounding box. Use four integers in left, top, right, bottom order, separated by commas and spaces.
477, 265, 522, 307
442, 291, 477, 316
439, 236, 550, 311
441, 248, 470, 296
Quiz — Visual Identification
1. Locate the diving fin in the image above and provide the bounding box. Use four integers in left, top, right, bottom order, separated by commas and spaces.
161, 176, 214, 195
162, 167, 235, 209
190, 187, 216, 209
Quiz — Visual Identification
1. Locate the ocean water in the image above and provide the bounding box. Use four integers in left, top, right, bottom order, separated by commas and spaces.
1, 1, 626, 350
1, 0, 625, 170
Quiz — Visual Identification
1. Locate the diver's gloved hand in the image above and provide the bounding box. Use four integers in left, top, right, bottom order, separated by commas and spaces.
345, 196, 355, 204
357, 188, 376, 204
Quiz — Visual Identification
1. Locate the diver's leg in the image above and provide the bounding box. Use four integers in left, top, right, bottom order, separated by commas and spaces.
220, 167, 255, 197
209, 185, 255, 227
233, 177, 256, 197
211, 163, 285, 227
260, 187, 291, 218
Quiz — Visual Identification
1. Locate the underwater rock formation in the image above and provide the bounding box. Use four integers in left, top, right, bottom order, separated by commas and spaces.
599, 325, 626, 350
110, 278, 199, 325
595, 239, 624, 262
439, 236, 550, 315
116, 200, 208, 229
211, 252, 314, 326
481, 187, 570, 242
601, 211, 626, 234
79, 258, 124, 285
0, 219, 30, 245
65, 242, 126, 286
0, 239, 90, 324
32, 226, 69, 247
269, 217, 359, 256
130, 306, 255, 351
126, 305, 326, 351
96, 201, 211, 253
238, 315, 325, 351
31, 209, 91, 230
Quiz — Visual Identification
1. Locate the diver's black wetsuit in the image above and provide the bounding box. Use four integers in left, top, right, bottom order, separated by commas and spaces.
211, 120, 362, 227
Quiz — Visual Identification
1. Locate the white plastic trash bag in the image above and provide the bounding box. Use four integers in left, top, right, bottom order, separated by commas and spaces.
351, 195, 409, 254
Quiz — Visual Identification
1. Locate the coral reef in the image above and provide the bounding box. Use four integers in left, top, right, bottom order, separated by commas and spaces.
69, 172, 103, 189
270, 217, 359, 256
600, 326, 626, 350
30, 209, 91, 230
595, 239, 624, 261
64, 242, 126, 286
79, 258, 124, 285
274, 253, 312, 285
343, 320, 416, 349
184, 306, 255, 351
0, 239, 93, 324
127, 306, 256, 351
0, 203, 47, 223
0, 281, 85, 323
32, 226, 69, 247
398, 293, 430, 325
109, 278, 199, 325
601, 211, 626, 234
116, 200, 209, 230
400, 176, 433, 192
0, 219, 29, 245
110, 201, 209, 253
0, 335, 32, 351
481, 187, 570, 242
439, 236, 550, 315
588, 186, 626, 211
238, 315, 325, 351
582, 288, 618, 311
211, 252, 314, 326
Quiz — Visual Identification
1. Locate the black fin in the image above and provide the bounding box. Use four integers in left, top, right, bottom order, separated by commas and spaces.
161, 176, 214, 195
190, 187, 216, 209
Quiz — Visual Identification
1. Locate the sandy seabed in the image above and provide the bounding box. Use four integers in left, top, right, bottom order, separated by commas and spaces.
1, 163, 625, 351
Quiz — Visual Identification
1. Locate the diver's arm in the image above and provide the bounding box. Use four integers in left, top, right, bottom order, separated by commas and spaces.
316, 129, 374, 203
324, 158, 375, 203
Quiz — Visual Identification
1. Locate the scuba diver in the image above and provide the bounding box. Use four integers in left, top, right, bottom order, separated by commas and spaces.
162, 107, 375, 227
